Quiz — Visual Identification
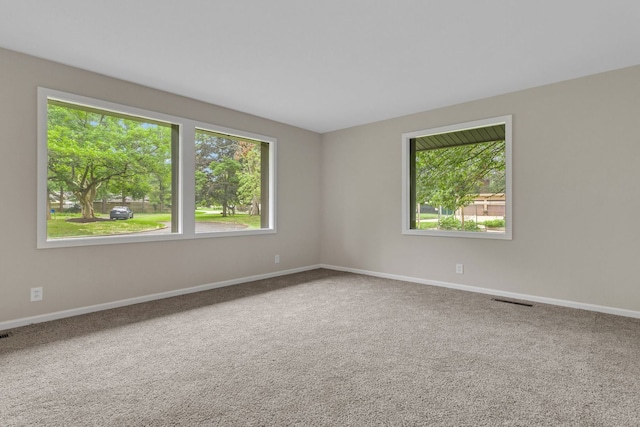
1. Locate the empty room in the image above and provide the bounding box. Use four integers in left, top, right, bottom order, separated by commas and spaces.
1, 1, 639, 425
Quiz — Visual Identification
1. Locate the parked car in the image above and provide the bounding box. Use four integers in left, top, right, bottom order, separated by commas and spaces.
110, 206, 133, 220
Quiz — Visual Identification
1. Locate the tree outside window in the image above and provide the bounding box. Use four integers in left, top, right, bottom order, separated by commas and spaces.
46, 100, 176, 239
195, 129, 269, 230
403, 116, 512, 239
38, 88, 276, 248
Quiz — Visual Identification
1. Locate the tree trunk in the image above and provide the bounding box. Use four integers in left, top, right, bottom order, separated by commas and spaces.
251, 196, 260, 216
78, 190, 95, 219
46, 190, 52, 220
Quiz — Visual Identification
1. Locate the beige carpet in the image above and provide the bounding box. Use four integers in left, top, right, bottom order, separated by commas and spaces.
1, 269, 639, 426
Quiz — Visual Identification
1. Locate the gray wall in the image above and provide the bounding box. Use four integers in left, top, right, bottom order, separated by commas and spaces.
2, 46, 639, 325
0, 48, 321, 323
321, 65, 640, 312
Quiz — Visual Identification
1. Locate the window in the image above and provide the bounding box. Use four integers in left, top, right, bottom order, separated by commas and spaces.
402, 116, 512, 239
43, 98, 179, 240
38, 88, 276, 248
194, 128, 272, 234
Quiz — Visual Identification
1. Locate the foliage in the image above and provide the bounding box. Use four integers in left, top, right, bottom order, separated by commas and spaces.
236, 141, 262, 215
47, 102, 264, 240
47, 103, 172, 220
195, 131, 263, 217
482, 219, 505, 228
416, 140, 505, 225
463, 220, 481, 231
437, 216, 481, 231
212, 157, 242, 216
438, 216, 462, 230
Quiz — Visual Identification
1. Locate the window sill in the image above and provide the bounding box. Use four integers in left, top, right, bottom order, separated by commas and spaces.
402, 228, 512, 240
38, 228, 277, 249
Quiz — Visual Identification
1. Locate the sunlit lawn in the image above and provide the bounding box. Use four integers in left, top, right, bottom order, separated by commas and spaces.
47, 210, 260, 239
47, 214, 167, 238
418, 213, 439, 220
417, 221, 438, 229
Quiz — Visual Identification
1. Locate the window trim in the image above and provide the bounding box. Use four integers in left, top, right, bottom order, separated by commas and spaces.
37, 87, 276, 249
401, 115, 512, 240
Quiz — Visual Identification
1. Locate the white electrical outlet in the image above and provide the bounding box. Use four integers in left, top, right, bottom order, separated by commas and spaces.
30, 287, 43, 302
455, 264, 464, 274
275, 254, 280, 264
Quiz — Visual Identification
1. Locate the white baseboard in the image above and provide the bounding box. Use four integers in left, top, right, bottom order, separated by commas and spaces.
4, 263, 638, 331
320, 264, 640, 319
0, 265, 322, 332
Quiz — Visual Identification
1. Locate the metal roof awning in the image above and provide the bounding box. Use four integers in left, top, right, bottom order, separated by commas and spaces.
413, 123, 505, 151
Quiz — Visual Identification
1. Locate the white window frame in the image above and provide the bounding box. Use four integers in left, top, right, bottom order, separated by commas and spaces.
401, 115, 512, 240
37, 87, 276, 249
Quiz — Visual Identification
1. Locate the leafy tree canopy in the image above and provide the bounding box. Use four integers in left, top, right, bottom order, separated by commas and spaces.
195, 131, 262, 217
47, 103, 172, 219
416, 140, 505, 214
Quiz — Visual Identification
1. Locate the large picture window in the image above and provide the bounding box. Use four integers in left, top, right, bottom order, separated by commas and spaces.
402, 116, 512, 239
44, 99, 179, 240
37, 88, 276, 248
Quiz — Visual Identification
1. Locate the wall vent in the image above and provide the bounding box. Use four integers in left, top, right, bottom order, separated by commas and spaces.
492, 298, 533, 307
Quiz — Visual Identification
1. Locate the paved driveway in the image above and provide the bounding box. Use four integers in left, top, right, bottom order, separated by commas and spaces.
146, 222, 248, 234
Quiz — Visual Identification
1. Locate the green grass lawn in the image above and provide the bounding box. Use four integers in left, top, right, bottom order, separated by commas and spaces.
195, 210, 261, 228
416, 213, 439, 230
417, 221, 438, 230
47, 214, 167, 238
418, 213, 439, 220
47, 210, 261, 239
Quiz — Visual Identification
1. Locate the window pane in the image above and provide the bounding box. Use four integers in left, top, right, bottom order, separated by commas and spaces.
407, 119, 510, 236
195, 129, 269, 233
46, 101, 176, 240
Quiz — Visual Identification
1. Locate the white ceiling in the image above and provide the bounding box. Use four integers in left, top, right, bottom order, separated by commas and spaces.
1, 1, 639, 133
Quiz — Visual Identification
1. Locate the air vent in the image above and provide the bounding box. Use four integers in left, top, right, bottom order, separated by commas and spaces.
492, 298, 533, 307
0, 332, 13, 339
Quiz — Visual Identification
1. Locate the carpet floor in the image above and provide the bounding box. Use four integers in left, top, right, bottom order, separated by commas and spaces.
1, 269, 639, 426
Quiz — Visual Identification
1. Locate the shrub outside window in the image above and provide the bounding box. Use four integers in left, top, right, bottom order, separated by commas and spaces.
402, 116, 512, 239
